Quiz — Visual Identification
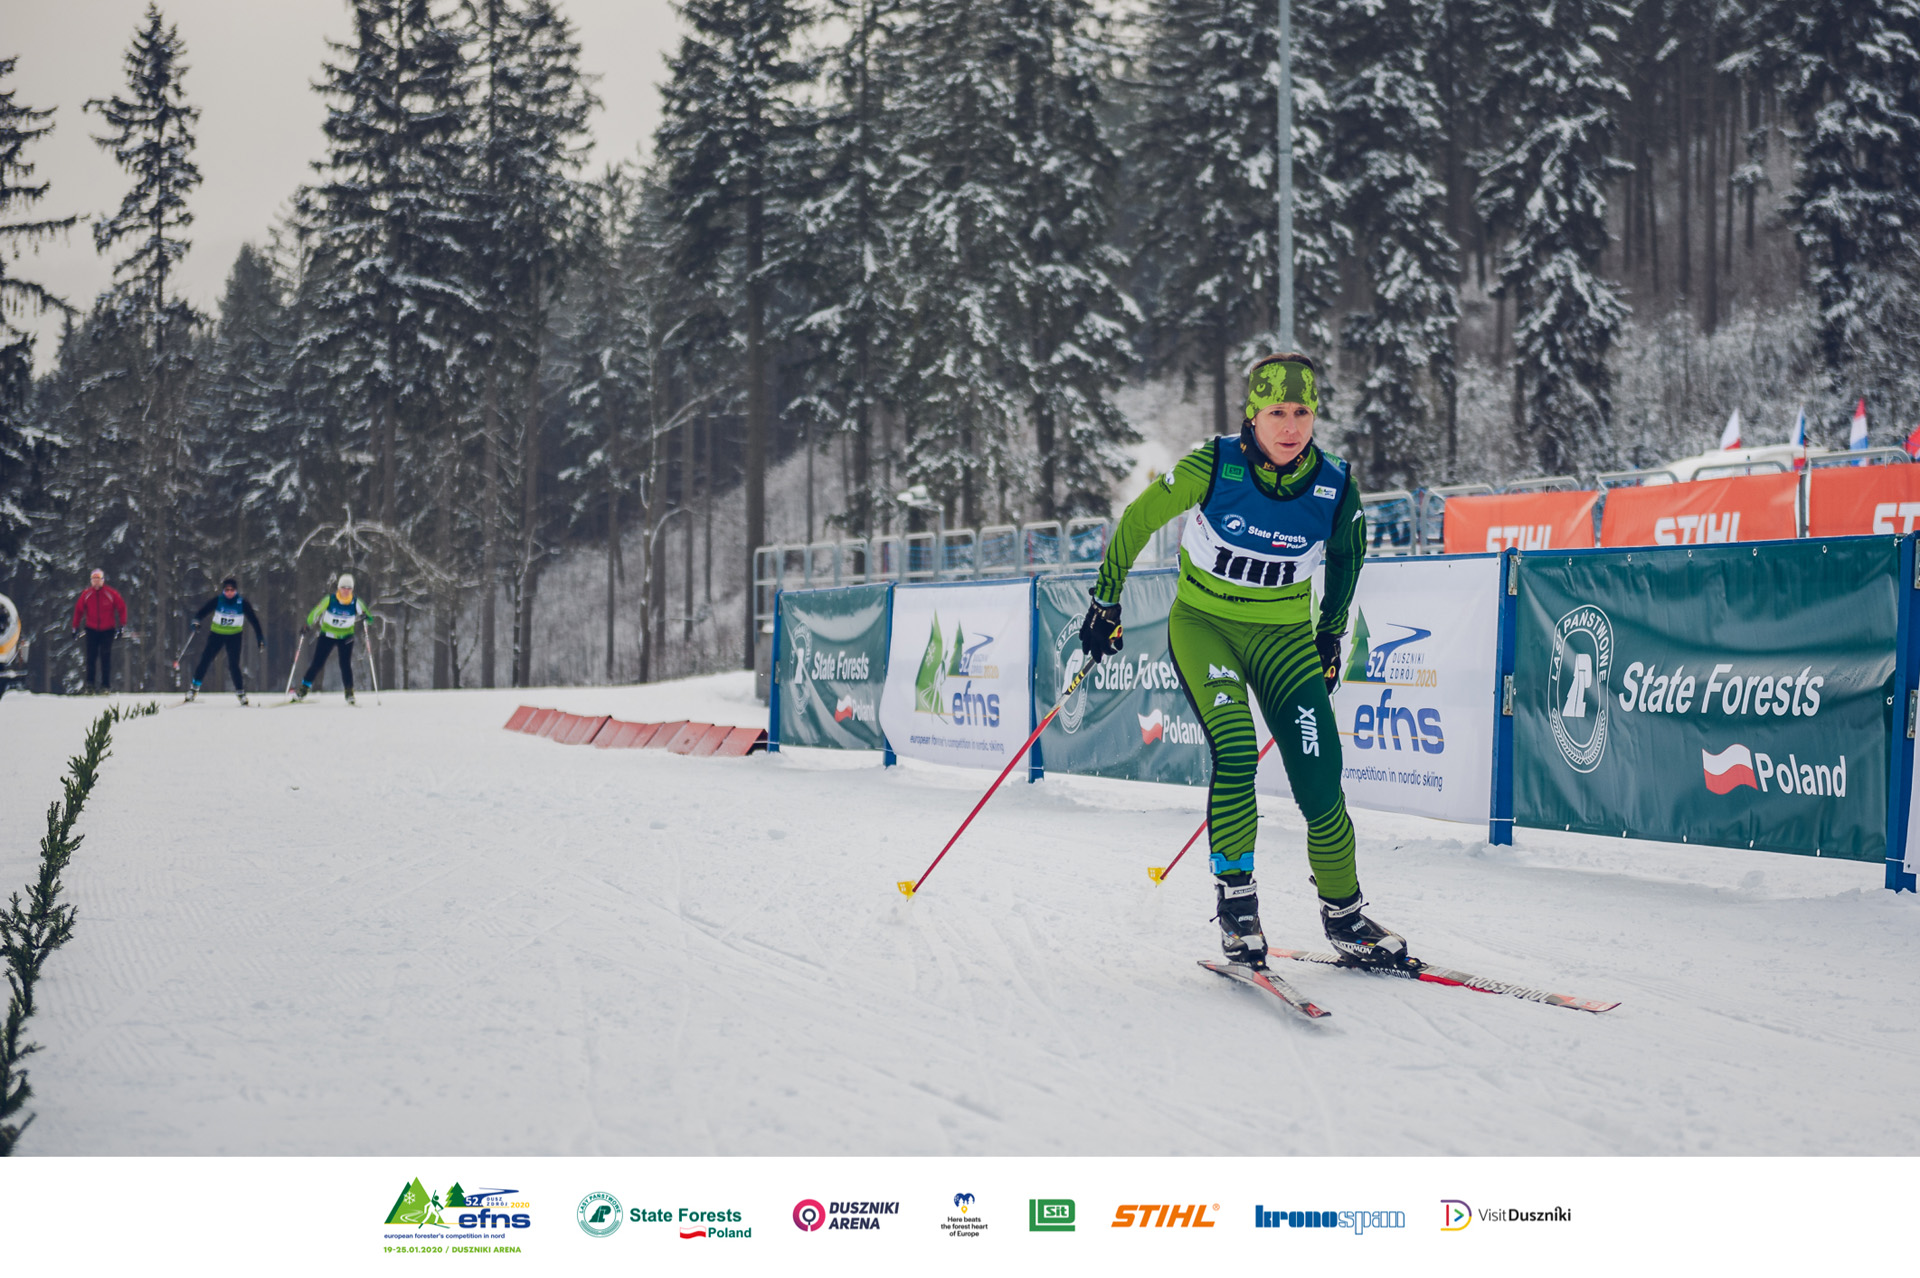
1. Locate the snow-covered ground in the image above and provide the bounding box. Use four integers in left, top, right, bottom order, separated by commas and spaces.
4, 674, 1916, 1156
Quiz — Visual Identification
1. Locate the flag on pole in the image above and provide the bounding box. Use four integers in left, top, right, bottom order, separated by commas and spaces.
1789, 405, 1808, 470
1719, 408, 1742, 450
1849, 398, 1869, 450
1907, 423, 1920, 458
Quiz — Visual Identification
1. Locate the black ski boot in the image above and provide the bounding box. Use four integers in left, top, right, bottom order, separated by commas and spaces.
1214, 874, 1269, 966
236, 690, 248, 706
1320, 890, 1410, 967
294, 682, 310, 701
185, 683, 199, 703
344, 688, 356, 705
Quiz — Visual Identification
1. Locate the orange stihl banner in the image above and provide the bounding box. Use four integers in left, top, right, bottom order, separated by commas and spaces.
1808, 464, 1920, 536
1442, 491, 1600, 553
1599, 472, 1798, 547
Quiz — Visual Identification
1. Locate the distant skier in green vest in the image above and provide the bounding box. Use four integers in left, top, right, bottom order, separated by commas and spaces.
1083, 352, 1409, 969
297, 573, 367, 704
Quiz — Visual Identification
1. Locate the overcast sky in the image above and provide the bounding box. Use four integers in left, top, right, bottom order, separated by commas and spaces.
6, 0, 685, 367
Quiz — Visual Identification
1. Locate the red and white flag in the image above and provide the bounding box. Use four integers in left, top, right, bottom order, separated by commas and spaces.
1907, 423, 1920, 458
1719, 408, 1742, 450
1702, 744, 1758, 794
1849, 398, 1869, 451
1137, 709, 1165, 744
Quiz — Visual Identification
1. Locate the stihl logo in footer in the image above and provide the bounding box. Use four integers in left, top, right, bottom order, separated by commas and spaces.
1112, 1204, 1217, 1228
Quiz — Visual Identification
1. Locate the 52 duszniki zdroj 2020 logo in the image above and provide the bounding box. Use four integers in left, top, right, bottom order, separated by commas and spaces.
1548, 605, 1614, 773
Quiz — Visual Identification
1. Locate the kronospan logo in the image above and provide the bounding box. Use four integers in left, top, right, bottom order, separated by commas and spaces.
1548, 605, 1614, 772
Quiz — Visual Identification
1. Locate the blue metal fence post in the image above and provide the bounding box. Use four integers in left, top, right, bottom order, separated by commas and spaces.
1886, 535, 1916, 890
881, 582, 897, 768
1487, 548, 1518, 846
767, 588, 783, 754
1028, 574, 1046, 782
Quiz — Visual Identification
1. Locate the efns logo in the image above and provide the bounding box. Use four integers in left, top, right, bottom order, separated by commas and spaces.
1352, 688, 1443, 753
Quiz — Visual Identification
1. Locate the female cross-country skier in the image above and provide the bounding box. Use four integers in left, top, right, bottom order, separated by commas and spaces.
184, 576, 265, 703
1080, 352, 1409, 969
296, 573, 367, 703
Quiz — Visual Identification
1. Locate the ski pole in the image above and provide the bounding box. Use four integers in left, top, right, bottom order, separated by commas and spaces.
897, 653, 1105, 899
284, 632, 307, 700
363, 620, 382, 705
170, 621, 198, 673
1149, 736, 1278, 883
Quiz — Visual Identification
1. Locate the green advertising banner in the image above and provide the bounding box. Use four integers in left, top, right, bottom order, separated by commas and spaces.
1513, 539, 1898, 861
777, 584, 891, 750
1033, 569, 1210, 786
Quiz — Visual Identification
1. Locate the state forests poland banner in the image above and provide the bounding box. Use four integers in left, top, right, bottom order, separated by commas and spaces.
1442, 491, 1599, 553
776, 584, 891, 750
879, 579, 1034, 770
1807, 464, 1920, 537
1256, 554, 1502, 825
1599, 472, 1797, 547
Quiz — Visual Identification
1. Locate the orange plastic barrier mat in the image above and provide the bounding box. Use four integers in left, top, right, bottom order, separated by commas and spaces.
504, 705, 539, 732
1808, 465, 1920, 536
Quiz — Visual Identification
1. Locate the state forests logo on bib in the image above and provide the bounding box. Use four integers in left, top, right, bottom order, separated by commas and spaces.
1548, 605, 1613, 773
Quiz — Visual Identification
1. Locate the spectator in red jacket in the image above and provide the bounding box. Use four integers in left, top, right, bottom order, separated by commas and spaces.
71, 569, 128, 692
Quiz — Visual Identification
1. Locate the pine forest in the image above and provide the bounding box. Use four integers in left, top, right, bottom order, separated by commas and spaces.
3, 0, 1918, 690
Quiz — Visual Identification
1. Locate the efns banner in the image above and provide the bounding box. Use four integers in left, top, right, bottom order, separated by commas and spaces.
1033, 570, 1208, 787
1256, 555, 1502, 825
777, 584, 892, 749
1512, 539, 1898, 861
879, 579, 1034, 770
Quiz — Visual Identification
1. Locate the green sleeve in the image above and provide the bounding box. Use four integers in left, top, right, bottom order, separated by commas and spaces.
306, 597, 325, 627
1093, 445, 1214, 603
1318, 483, 1366, 635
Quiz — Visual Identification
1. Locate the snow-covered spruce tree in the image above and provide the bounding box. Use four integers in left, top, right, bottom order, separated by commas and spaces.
300, 0, 477, 687
1755, 0, 1920, 426
0, 56, 77, 622
1006, 0, 1139, 519
86, 3, 205, 687
1328, 0, 1459, 487
889, 0, 1030, 526
1474, 0, 1631, 475
656, 0, 813, 664
1132, 0, 1344, 437
793, 0, 909, 537
465, 0, 592, 688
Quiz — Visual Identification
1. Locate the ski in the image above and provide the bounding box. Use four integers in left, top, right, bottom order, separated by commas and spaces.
1267, 947, 1619, 1014
1197, 959, 1332, 1020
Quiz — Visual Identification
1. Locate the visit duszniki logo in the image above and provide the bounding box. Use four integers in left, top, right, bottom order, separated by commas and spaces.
1548, 605, 1614, 772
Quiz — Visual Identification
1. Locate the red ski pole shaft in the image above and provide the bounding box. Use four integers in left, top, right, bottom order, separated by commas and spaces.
898, 655, 1102, 898
1152, 736, 1277, 883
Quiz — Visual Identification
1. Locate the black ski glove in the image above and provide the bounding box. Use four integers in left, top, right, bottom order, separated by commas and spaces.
1315, 632, 1341, 695
1080, 593, 1124, 659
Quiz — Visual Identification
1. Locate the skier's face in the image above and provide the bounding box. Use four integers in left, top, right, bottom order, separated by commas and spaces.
1253, 402, 1315, 465
90, 571, 104, 587
336, 586, 352, 603
222, 585, 237, 597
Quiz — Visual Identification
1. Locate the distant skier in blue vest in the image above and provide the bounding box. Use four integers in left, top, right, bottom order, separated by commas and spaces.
1084, 352, 1409, 969
184, 576, 265, 703
296, 573, 367, 703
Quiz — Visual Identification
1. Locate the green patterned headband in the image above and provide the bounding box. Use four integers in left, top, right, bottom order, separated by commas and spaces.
1245, 357, 1319, 418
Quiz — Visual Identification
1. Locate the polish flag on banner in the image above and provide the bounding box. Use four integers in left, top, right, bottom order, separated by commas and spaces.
1849, 398, 1869, 451
1702, 744, 1758, 795
1137, 709, 1164, 744
1720, 408, 1742, 450
834, 694, 857, 722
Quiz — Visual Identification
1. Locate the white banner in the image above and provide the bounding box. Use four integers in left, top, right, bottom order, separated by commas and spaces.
880, 580, 1034, 770
1258, 555, 1502, 825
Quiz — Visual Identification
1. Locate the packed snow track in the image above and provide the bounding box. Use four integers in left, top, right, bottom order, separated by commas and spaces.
4, 674, 1916, 1155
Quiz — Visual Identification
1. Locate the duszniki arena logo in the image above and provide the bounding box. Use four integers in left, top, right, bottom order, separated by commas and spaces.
793, 1200, 826, 1231
577, 1192, 622, 1238
1548, 605, 1614, 772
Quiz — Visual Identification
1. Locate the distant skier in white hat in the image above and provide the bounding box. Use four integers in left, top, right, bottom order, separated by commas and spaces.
296, 573, 367, 703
